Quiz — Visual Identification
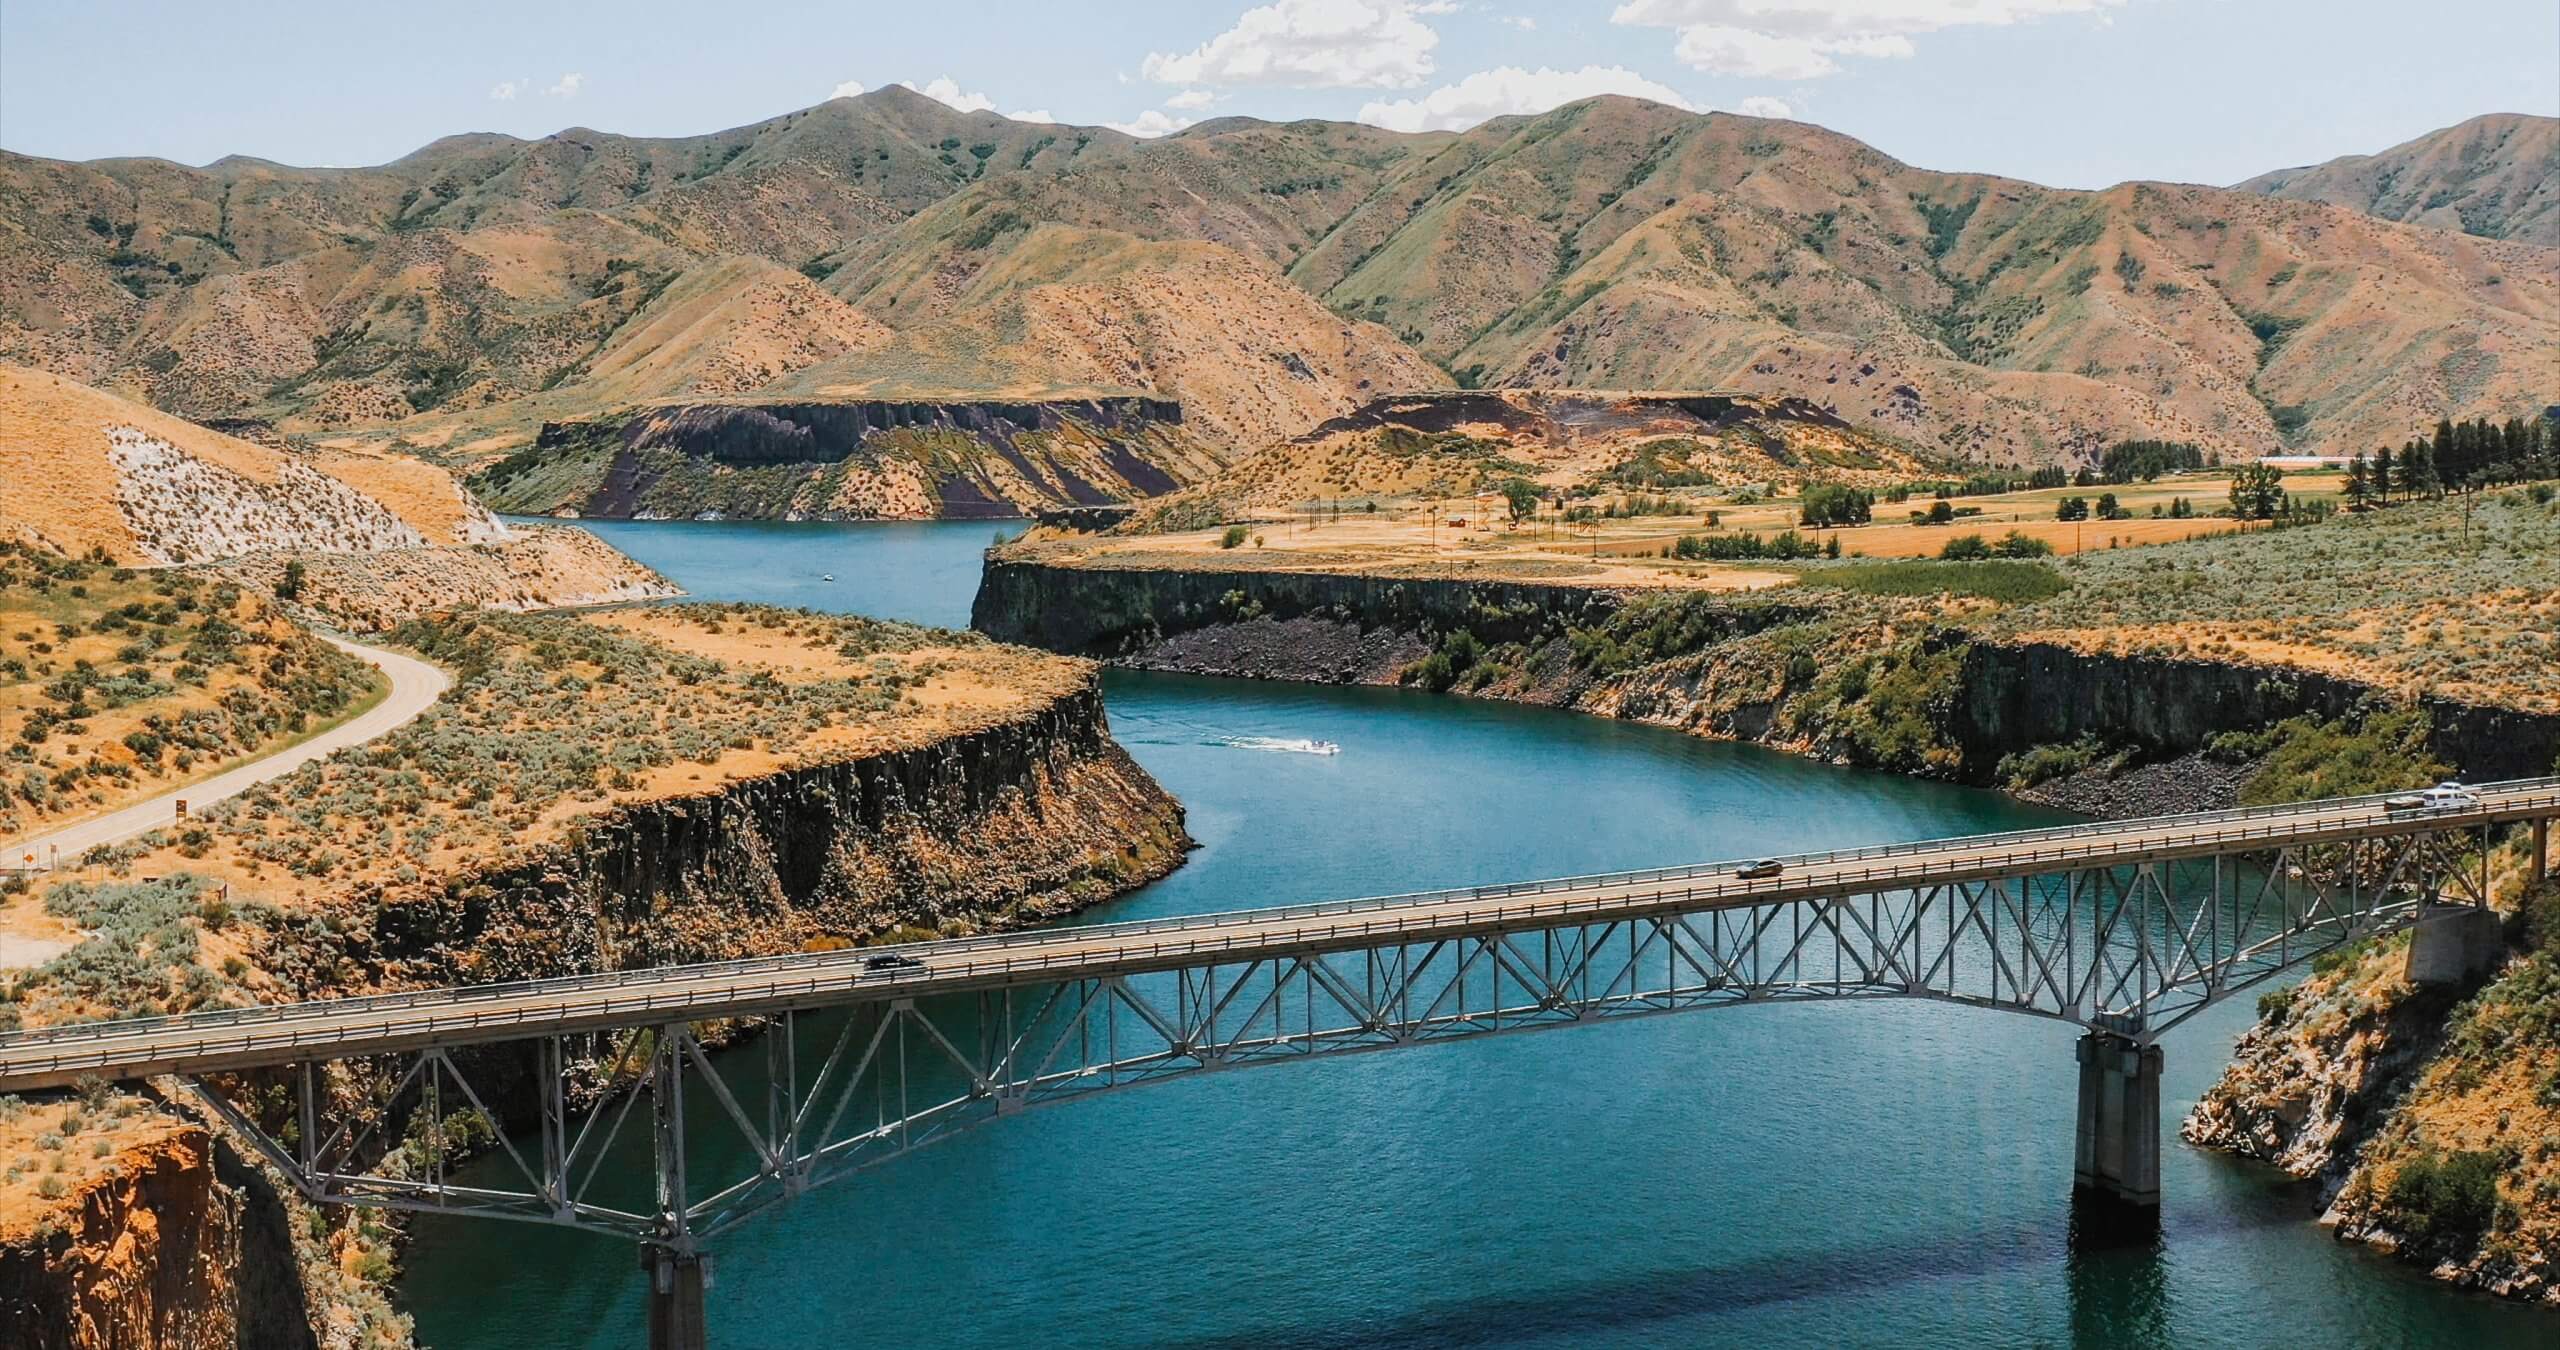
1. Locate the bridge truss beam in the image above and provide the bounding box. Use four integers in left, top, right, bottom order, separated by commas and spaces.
185, 822, 2497, 1255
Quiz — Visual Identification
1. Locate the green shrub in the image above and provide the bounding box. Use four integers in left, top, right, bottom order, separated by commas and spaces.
2224, 710, 2447, 806
1997, 736, 2105, 788
1219, 525, 1249, 549
1938, 534, 1991, 561
2384, 1149, 2503, 1249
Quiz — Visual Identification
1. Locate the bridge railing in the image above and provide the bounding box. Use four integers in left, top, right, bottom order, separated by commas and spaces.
2, 779, 2554, 1076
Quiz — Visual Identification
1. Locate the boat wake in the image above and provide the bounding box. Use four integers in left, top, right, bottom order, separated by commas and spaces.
1218, 735, 1342, 756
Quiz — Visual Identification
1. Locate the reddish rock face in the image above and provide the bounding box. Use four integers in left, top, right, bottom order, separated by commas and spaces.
0, 1127, 243, 1350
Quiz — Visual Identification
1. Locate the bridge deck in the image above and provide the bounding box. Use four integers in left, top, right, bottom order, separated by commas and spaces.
4, 779, 2554, 1090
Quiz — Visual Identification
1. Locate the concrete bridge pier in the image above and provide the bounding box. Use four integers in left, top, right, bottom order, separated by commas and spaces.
2074, 1030, 2162, 1208
2533, 820, 2549, 885
642, 1246, 709, 1350
2405, 903, 2503, 987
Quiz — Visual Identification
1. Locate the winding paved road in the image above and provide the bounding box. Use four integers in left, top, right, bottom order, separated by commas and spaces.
2, 634, 448, 870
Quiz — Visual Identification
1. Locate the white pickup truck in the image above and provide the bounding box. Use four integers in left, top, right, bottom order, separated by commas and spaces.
2386, 782, 2481, 813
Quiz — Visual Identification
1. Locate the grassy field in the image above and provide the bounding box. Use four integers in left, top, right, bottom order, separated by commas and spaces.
1032, 468, 2339, 594
1999, 485, 2560, 712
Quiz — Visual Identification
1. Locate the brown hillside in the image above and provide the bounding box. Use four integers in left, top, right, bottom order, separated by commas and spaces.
0, 363, 502, 562
1124, 388, 1929, 528
1, 91, 2551, 478
1294, 99, 2557, 465
2238, 114, 2559, 247
797, 225, 1447, 450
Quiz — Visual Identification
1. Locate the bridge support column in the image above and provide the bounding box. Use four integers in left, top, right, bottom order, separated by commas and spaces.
2534, 820, 2548, 886
2405, 903, 2502, 987
2074, 1031, 2161, 1208
642, 1245, 709, 1350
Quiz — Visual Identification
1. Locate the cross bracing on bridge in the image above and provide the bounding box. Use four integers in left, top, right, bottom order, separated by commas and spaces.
0, 779, 2553, 1347
2, 778, 2551, 1089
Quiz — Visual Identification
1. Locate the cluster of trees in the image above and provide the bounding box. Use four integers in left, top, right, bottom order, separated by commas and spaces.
2229, 463, 2289, 520
1907, 500, 1986, 525
1938, 530, 2055, 560
2098, 439, 2207, 483
2345, 417, 2557, 507
1798, 484, 1875, 527
1667, 530, 1837, 561
1887, 470, 2063, 501
2055, 494, 2134, 522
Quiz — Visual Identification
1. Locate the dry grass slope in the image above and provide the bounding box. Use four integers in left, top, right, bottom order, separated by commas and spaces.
6, 91, 2545, 488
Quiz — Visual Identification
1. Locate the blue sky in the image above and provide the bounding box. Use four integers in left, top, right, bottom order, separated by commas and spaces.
2, 1, 2551, 188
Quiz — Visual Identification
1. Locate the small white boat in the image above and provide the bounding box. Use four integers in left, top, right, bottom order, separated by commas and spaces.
1221, 735, 1342, 756
821, 574, 836, 582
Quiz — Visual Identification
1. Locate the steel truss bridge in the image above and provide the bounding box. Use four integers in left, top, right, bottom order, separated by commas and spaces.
3, 779, 2555, 1347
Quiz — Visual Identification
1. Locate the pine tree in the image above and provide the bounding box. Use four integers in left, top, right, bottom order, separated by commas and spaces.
2373, 444, 2395, 503
2343, 453, 2370, 508
2397, 442, 2439, 499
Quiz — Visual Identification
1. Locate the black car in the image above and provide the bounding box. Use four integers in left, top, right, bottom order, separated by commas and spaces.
863, 952, 925, 971
1734, 859, 1784, 880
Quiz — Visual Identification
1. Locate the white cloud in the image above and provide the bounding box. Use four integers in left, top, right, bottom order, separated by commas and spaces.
489, 80, 523, 102
1007, 109, 1057, 124
1500, 15, 1536, 30
900, 76, 998, 113
1166, 88, 1217, 111
1143, 0, 1442, 89
829, 79, 866, 100
1614, 0, 2124, 78
1734, 94, 1795, 119
1358, 65, 1697, 133
1669, 26, 1847, 79
1105, 108, 1200, 138
546, 72, 584, 99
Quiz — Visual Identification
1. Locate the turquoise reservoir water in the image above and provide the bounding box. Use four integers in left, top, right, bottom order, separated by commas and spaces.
400, 521, 2549, 1347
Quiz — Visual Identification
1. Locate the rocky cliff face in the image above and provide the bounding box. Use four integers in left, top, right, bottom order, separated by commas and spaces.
973, 556, 1633, 662
2185, 882, 2560, 1306
1954, 642, 2560, 785
476, 395, 1222, 521
325, 679, 1191, 986
207, 524, 682, 633
2182, 936, 2459, 1185
0, 1129, 243, 1349
975, 556, 2560, 784
0, 1121, 344, 1350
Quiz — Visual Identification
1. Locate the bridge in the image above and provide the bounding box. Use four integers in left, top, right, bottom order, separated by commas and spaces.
3, 779, 2555, 1348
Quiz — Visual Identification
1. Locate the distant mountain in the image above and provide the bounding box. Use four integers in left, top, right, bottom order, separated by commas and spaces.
2237, 114, 2557, 247
2, 90, 2551, 482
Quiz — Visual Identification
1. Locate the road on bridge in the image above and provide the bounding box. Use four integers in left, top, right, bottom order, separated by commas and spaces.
2, 777, 2552, 1092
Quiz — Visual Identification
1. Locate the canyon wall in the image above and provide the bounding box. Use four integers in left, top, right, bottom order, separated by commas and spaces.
477, 396, 1219, 521
339, 679, 1189, 985
974, 556, 2560, 783
0, 1121, 334, 1350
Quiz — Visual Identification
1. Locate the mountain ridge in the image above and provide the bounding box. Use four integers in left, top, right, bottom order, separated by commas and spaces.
2235, 112, 2557, 246
2, 91, 2549, 481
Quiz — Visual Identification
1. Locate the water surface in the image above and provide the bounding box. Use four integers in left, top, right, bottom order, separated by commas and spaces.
403, 520, 2546, 1347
